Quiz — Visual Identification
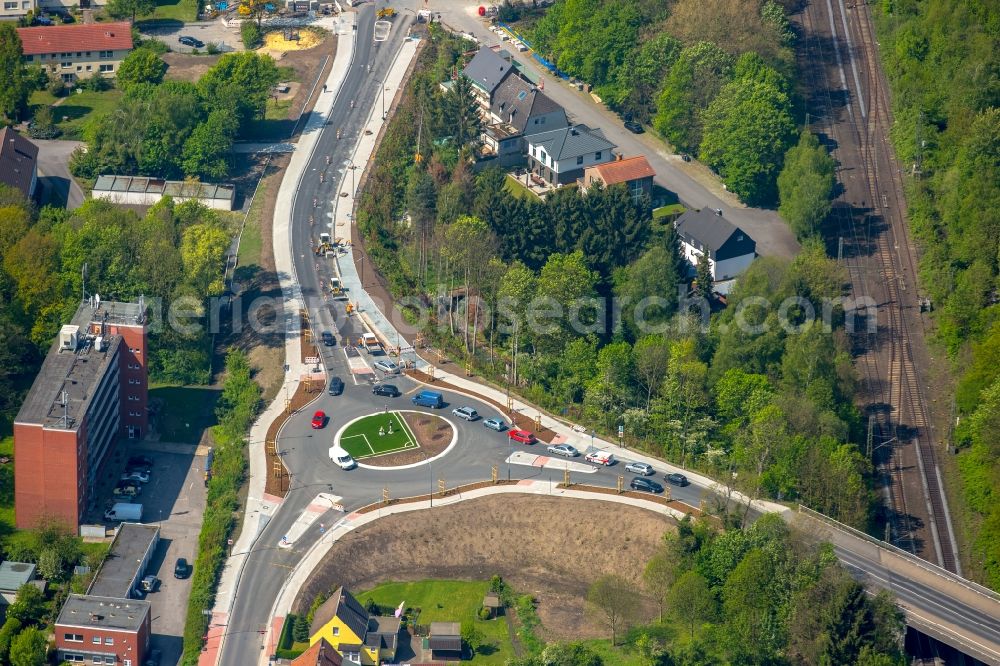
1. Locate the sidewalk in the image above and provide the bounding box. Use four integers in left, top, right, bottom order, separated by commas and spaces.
202, 12, 358, 666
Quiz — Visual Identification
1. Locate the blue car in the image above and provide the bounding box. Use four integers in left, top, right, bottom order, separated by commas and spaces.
483, 418, 507, 432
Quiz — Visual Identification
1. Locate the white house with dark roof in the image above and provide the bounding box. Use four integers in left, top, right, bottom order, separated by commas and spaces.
525, 124, 617, 186
675, 208, 757, 292
482, 74, 568, 166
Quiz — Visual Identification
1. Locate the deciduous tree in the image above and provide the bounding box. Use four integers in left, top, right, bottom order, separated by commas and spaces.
778, 131, 837, 239
0, 24, 31, 124
586, 575, 637, 646
105, 0, 154, 22
116, 48, 168, 89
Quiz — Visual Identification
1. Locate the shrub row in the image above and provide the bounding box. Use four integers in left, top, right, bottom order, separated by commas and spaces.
180, 350, 261, 664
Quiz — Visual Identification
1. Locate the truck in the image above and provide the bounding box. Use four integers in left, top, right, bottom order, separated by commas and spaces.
361, 332, 383, 354
104, 502, 143, 522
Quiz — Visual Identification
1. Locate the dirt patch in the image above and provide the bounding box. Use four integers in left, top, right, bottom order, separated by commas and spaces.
359, 412, 454, 467
294, 495, 671, 640
162, 52, 222, 82
258, 27, 325, 57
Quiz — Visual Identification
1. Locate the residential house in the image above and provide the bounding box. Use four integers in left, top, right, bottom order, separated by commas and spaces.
526, 124, 617, 186
0, 0, 33, 20
309, 587, 402, 665
427, 622, 462, 661
16, 22, 133, 83
54, 594, 151, 665
581, 155, 656, 202
0, 127, 39, 201
292, 638, 343, 666
0, 561, 37, 618
461, 46, 517, 110
482, 75, 567, 166
675, 208, 757, 292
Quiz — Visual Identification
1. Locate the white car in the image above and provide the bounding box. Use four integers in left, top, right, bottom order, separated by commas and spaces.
373, 360, 400, 374
452, 407, 479, 421
120, 470, 150, 484
329, 446, 356, 470
585, 450, 615, 466
547, 444, 579, 457
625, 462, 655, 476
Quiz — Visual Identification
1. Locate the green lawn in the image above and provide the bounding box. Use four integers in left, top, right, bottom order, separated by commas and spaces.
652, 203, 686, 220
578, 638, 646, 665
149, 384, 221, 444
505, 174, 537, 200
49, 89, 123, 140
357, 580, 516, 664
148, 0, 198, 22
339, 412, 418, 460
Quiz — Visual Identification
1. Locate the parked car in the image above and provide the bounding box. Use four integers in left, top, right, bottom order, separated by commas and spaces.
328, 376, 344, 395
625, 462, 655, 476
140, 575, 159, 593
630, 477, 664, 494
332, 449, 356, 470
483, 418, 507, 432
120, 470, 150, 484
311, 410, 327, 429
665, 472, 689, 487
144, 648, 162, 666
624, 120, 644, 134
547, 444, 579, 457
372, 384, 400, 397
373, 359, 400, 374
508, 429, 536, 444
178, 35, 204, 48
585, 450, 615, 466
452, 407, 479, 421
174, 558, 191, 579
127, 455, 153, 470
113, 483, 140, 498
321, 331, 335, 347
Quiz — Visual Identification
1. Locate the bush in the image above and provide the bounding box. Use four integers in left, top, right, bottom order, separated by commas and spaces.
241, 21, 262, 49
205, 42, 220, 55
46, 76, 66, 97
77, 74, 112, 92
292, 614, 309, 642
478, 606, 491, 620
27, 106, 60, 140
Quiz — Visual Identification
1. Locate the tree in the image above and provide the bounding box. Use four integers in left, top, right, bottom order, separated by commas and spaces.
182, 109, 238, 179
0, 24, 31, 124
292, 614, 309, 642
668, 570, 715, 639
444, 75, 482, 148
499, 261, 537, 387
633, 335, 670, 410
237, 0, 271, 25
534, 251, 599, 353
653, 42, 733, 152
722, 548, 788, 662
460, 621, 484, 655
116, 48, 167, 90
614, 245, 681, 339
700, 77, 796, 205
6, 585, 45, 624
8, 628, 46, 666
106, 0, 154, 21
586, 575, 637, 646
0, 618, 22, 663
35, 548, 62, 581
406, 165, 437, 281
199, 52, 280, 128
27, 105, 58, 139
180, 220, 230, 297
540, 642, 604, 666
666, 0, 792, 67
694, 252, 713, 303
241, 21, 263, 49
778, 131, 837, 239
643, 546, 680, 620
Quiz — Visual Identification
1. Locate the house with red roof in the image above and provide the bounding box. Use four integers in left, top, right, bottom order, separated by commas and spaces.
581, 155, 656, 202
16, 22, 133, 83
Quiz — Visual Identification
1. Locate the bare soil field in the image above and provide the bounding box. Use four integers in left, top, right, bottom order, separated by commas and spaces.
294, 495, 671, 640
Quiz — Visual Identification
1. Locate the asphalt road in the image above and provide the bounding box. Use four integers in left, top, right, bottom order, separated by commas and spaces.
420, 0, 800, 259
31, 139, 85, 209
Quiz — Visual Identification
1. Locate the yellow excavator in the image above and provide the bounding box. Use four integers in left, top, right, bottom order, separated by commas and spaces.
314, 232, 334, 257
376, 6, 396, 18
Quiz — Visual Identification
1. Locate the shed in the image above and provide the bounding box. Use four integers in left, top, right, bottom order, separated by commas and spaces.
483, 592, 503, 618
428, 621, 462, 659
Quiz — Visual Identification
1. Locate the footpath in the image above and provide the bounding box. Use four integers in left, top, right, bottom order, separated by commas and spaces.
200, 12, 359, 666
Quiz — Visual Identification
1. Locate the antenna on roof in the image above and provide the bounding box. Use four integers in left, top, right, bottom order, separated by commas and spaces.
58, 391, 69, 428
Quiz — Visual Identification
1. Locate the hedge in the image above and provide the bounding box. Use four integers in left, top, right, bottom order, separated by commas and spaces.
180, 350, 261, 664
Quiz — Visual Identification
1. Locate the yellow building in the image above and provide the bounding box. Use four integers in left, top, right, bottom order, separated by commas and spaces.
308, 587, 401, 665
16, 22, 133, 84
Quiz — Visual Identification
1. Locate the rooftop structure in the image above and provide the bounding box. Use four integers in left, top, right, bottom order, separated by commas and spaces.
93, 175, 236, 211
56, 594, 150, 632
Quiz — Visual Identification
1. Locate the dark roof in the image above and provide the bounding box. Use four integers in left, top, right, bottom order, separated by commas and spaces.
291, 638, 343, 666
367, 615, 400, 651
88, 524, 160, 598
15, 299, 145, 429
462, 46, 514, 95
675, 208, 753, 253
309, 587, 370, 641
428, 621, 462, 650
490, 76, 566, 133
0, 127, 38, 199
56, 594, 149, 632
16, 22, 133, 56
528, 124, 616, 161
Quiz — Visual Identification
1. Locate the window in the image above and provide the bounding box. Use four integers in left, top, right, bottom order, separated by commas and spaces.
99, 50, 113, 58
25, 55, 33, 61
61, 62, 73, 69
128, 394, 138, 402
105, 657, 115, 664
124, 660, 132, 666
104, 637, 113, 645
92, 636, 101, 644
86, 65, 92, 71
576, 155, 583, 165
76, 51, 82, 56
64, 656, 84, 663
86, 51, 92, 56
100, 64, 114, 73
92, 658, 102, 665
332, 627, 339, 636
595, 151, 602, 160
64, 633, 83, 642
77, 66, 82, 71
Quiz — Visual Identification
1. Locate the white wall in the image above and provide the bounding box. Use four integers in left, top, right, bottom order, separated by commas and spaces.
553, 148, 612, 175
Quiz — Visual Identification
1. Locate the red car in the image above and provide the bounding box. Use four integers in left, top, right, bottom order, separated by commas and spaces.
311, 410, 326, 429
508, 429, 536, 444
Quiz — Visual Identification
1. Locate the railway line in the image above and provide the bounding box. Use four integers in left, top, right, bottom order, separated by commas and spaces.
795, 0, 960, 574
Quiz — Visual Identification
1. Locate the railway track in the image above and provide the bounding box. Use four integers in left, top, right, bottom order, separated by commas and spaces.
796, 0, 959, 572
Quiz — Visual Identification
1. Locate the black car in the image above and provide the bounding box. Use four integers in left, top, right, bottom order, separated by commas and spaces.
665, 472, 689, 487
630, 477, 664, 494
178, 35, 204, 48
321, 331, 335, 347
624, 120, 644, 134
372, 384, 400, 397
127, 455, 153, 472
174, 557, 191, 579
328, 376, 344, 395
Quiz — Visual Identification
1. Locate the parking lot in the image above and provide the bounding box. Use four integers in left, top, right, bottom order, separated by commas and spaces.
87, 442, 208, 665
139, 20, 243, 53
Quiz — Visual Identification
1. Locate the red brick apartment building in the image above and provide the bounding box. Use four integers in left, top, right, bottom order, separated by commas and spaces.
13, 298, 148, 530
55, 594, 151, 666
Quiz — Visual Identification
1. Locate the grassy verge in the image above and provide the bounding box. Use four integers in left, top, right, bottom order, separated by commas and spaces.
150, 0, 198, 22
577, 638, 646, 665
149, 385, 221, 444
0, 436, 13, 537
358, 580, 516, 664
181, 351, 261, 665
504, 174, 537, 200
47, 89, 123, 140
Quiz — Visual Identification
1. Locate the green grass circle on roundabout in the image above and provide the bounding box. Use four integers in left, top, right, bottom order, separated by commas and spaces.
337, 411, 421, 460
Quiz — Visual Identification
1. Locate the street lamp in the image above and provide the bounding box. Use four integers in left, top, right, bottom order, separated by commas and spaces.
347, 161, 358, 195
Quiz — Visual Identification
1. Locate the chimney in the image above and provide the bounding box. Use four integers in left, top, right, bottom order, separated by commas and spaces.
617, 154, 623, 161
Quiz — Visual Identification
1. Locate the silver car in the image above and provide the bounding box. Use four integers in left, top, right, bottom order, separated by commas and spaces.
625, 462, 655, 476
452, 407, 479, 421
547, 444, 579, 458
373, 359, 400, 374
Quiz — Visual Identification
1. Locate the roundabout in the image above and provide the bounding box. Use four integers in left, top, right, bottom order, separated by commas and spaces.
334, 410, 457, 469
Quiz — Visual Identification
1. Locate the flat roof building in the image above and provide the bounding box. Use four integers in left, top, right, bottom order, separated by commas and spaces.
88, 523, 159, 599
0, 561, 36, 604
55, 594, 151, 665
14, 298, 149, 530
92, 175, 236, 211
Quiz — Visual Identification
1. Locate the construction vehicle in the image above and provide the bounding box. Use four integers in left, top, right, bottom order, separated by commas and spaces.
315, 232, 335, 257
329, 277, 348, 299
376, 6, 395, 18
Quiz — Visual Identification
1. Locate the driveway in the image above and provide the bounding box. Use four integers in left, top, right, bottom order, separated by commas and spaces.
31, 138, 86, 210
422, 1, 801, 259
140, 19, 243, 53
